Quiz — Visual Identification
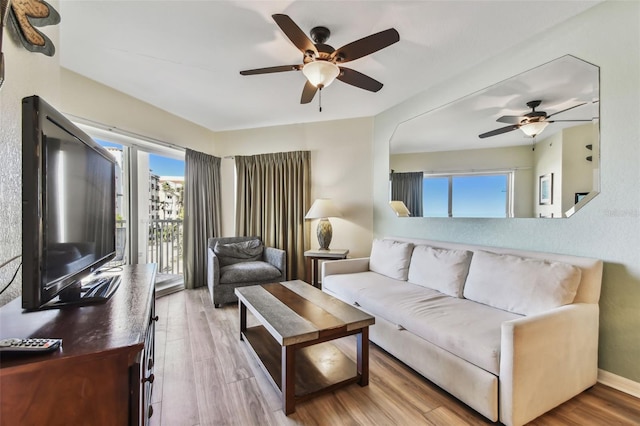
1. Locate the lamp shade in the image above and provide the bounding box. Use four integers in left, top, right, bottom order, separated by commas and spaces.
302, 61, 340, 88
520, 121, 549, 137
305, 199, 341, 219
389, 200, 411, 217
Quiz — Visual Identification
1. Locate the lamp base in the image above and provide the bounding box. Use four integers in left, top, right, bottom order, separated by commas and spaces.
316, 218, 333, 250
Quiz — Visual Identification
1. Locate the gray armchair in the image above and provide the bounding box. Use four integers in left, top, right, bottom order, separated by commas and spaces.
207, 236, 286, 307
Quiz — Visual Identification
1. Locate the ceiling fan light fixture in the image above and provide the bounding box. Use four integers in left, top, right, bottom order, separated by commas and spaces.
302, 61, 339, 88
520, 121, 549, 137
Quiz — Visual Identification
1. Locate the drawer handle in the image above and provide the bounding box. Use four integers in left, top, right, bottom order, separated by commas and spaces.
142, 373, 155, 384
151, 315, 159, 322
147, 358, 154, 369
148, 405, 154, 418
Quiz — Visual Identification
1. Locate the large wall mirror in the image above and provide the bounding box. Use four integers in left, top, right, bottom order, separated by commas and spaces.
389, 55, 600, 219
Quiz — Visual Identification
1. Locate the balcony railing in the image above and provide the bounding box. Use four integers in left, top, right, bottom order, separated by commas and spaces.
108, 219, 184, 279
148, 219, 183, 275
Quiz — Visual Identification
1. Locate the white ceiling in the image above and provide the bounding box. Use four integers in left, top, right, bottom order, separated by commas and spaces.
59, 1, 601, 133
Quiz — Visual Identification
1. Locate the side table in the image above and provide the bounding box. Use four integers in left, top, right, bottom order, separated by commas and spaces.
304, 249, 349, 288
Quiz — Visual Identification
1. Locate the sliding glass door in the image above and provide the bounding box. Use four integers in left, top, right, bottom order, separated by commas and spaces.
82, 124, 185, 295
142, 149, 185, 293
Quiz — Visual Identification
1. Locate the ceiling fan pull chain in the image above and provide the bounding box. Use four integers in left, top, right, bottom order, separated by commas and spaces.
319, 88, 322, 112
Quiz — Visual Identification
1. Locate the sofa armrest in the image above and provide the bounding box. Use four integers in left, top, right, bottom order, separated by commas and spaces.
264, 247, 287, 279
208, 247, 220, 288
322, 257, 370, 280
499, 303, 599, 426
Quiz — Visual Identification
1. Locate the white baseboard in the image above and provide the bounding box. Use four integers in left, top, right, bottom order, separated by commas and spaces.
598, 369, 640, 398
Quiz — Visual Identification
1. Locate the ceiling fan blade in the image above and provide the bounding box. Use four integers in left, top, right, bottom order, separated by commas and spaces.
330, 28, 400, 63
239, 65, 302, 76
300, 80, 318, 104
496, 115, 525, 124
272, 14, 318, 56
479, 124, 520, 139
546, 102, 587, 119
337, 67, 383, 92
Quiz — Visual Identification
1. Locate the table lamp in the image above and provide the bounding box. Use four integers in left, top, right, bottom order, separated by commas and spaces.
305, 199, 341, 250
389, 200, 411, 217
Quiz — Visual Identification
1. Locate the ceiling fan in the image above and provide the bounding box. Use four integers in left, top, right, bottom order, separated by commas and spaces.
479, 100, 593, 139
239, 14, 400, 108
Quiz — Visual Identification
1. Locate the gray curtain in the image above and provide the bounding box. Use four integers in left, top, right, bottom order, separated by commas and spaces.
390, 171, 424, 217
183, 149, 221, 289
235, 151, 310, 281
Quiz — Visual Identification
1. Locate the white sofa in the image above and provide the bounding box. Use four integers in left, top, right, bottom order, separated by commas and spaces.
321, 237, 603, 426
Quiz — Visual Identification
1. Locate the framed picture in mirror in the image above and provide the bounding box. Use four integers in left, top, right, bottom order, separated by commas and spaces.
539, 174, 554, 205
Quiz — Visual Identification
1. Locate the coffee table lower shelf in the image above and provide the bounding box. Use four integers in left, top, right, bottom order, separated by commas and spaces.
242, 325, 360, 408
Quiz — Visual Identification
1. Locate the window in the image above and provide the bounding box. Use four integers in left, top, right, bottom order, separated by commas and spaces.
423, 177, 450, 217
423, 172, 512, 218
88, 130, 184, 281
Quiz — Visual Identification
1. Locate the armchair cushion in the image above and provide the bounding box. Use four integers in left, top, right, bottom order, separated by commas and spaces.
220, 261, 282, 284
214, 239, 263, 266
207, 236, 287, 307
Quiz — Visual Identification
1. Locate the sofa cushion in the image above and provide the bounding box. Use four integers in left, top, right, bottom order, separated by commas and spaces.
463, 250, 582, 315
219, 261, 281, 284
323, 271, 435, 312
369, 239, 414, 280
324, 271, 519, 375
407, 245, 472, 298
324, 271, 447, 328
214, 239, 263, 267
395, 295, 521, 375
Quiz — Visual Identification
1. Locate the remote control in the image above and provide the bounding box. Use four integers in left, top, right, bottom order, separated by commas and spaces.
0, 338, 62, 354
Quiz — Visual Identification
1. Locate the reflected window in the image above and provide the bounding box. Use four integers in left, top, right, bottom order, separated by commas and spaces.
423, 177, 449, 217
424, 173, 512, 218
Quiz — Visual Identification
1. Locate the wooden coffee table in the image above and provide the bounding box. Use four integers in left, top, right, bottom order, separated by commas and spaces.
235, 280, 374, 415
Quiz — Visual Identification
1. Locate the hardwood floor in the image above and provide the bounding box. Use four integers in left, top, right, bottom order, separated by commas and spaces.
151, 288, 640, 426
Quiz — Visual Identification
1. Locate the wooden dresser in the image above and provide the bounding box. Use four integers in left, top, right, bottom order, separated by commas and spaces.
0, 263, 157, 426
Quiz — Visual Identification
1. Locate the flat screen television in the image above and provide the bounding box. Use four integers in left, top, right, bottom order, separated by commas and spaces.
22, 96, 119, 310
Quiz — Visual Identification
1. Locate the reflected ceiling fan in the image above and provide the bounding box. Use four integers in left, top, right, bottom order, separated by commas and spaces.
239, 14, 400, 109
479, 100, 593, 139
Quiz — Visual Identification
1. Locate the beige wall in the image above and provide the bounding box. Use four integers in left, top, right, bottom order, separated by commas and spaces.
214, 118, 374, 258
562, 123, 598, 210
0, 0, 61, 305
374, 1, 640, 383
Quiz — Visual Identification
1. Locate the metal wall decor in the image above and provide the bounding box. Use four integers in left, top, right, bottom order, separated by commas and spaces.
9, 0, 60, 56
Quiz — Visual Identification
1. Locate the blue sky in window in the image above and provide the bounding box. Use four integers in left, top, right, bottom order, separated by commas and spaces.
97, 139, 184, 177
149, 155, 184, 177
453, 175, 507, 217
424, 175, 507, 217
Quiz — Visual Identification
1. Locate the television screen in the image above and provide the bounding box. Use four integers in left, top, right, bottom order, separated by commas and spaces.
22, 96, 118, 310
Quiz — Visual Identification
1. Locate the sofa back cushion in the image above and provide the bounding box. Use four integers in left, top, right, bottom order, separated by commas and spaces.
214, 239, 263, 267
463, 250, 582, 315
369, 239, 414, 280
407, 245, 472, 298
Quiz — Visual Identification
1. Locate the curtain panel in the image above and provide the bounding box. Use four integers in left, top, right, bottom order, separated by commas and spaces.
235, 151, 310, 280
390, 171, 424, 217
183, 149, 222, 289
